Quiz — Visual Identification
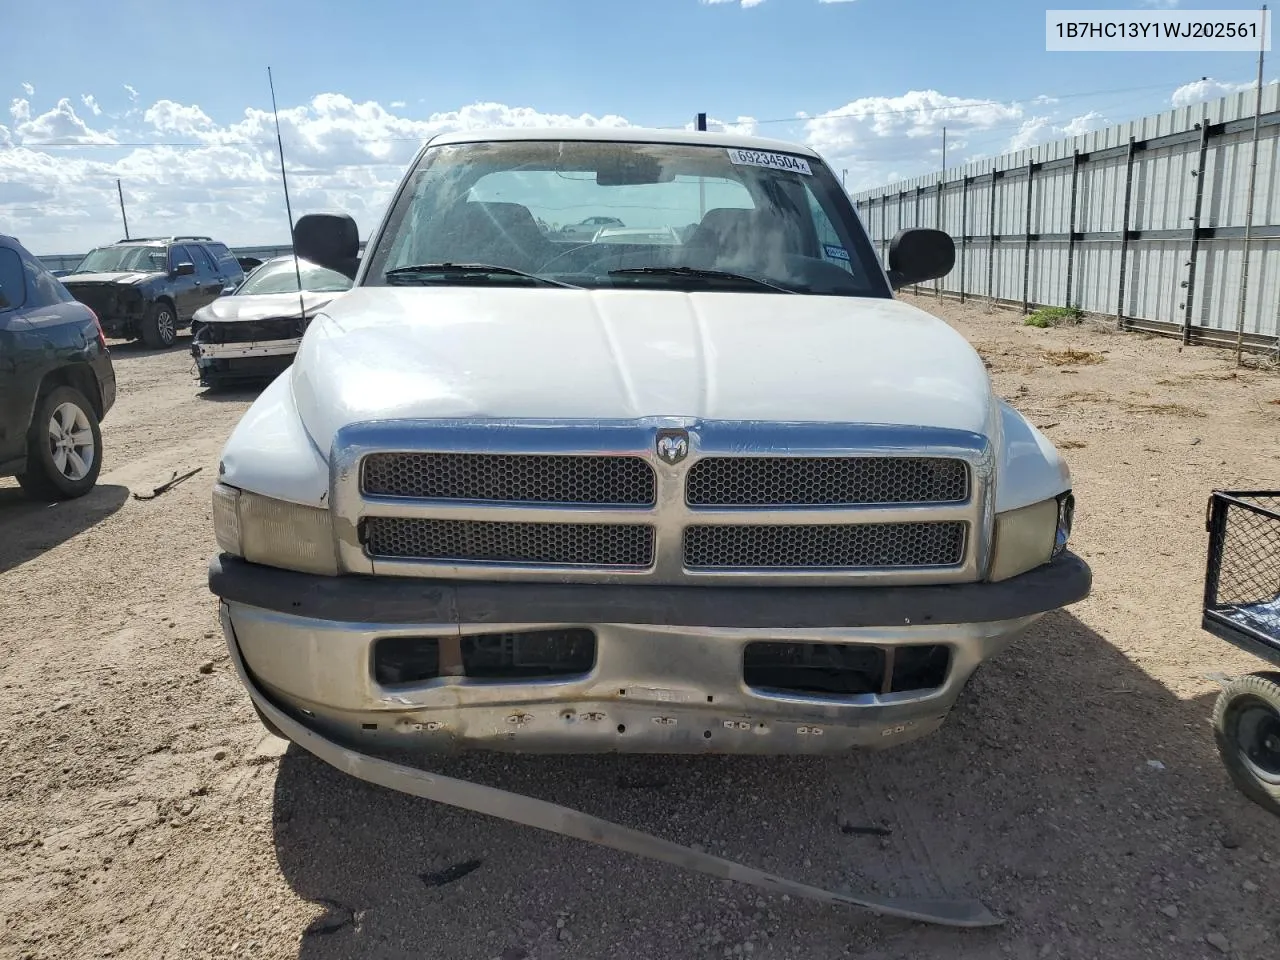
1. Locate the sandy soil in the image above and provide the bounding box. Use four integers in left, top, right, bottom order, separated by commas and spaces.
2, 301, 1278, 960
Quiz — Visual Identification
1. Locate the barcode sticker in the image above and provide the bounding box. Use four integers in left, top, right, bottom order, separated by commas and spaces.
726, 148, 812, 176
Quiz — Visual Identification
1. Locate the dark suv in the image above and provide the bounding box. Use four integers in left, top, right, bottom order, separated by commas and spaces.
61, 236, 246, 349
0, 234, 117, 500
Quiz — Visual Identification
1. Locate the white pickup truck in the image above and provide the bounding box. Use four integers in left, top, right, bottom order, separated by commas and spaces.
208, 127, 1090, 770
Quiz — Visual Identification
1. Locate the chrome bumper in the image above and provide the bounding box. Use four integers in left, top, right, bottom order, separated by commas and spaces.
222, 616, 1005, 928
219, 599, 1041, 755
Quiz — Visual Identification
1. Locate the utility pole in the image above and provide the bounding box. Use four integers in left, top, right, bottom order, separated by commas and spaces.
1235, 3, 1268, 366
116, 179, 130, 239
941, 127, 947, 173
696, 112, 707, 219
842, 168, 848, 189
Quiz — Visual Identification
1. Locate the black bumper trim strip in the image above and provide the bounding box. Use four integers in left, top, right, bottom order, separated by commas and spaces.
208, 551, 1091, 628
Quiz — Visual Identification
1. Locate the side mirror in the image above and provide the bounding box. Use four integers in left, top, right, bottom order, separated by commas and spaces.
886, 228, 955, 290
174, 261, 196, 277
294, 212, 360, 281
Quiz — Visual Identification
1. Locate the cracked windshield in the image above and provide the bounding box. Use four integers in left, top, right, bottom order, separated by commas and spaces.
368, 139, 881, 295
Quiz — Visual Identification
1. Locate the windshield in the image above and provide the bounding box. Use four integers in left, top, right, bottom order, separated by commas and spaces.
363, 139, 889, 298
237, 257, 353, 296
74, 245, 168, 274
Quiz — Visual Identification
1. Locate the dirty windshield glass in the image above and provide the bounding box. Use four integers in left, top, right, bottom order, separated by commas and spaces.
237, 258, 353, 296
74, 245, 169, 274
364, 139, 888, 298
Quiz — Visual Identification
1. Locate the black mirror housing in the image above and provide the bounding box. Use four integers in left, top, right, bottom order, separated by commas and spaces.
294, 213, 360, 281
886, 228, 955, 290
174, 261, 196, 277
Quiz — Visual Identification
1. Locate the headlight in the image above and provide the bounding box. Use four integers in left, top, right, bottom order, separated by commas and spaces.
988, 491, 1074, 582
212, 482, 339, 575
1053, 492, 1075, 559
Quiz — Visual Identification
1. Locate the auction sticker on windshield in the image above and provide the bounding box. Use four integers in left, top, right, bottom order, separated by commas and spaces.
726, 148, 812, 175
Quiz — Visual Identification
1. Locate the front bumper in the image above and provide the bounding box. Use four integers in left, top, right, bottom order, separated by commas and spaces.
211, 551, 1091, 756
192, 338, 301, 383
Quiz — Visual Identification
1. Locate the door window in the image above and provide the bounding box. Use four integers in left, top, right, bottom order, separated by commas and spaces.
21, 251, 75, 306
192, 245, 220, 278
0, 248, 28, 311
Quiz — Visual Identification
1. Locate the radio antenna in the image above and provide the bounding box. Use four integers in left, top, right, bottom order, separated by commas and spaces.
267, 66, 307, 324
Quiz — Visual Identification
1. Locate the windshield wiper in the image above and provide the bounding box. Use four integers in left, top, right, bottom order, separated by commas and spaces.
385, 262, 580, 289
608, 266, 798, 294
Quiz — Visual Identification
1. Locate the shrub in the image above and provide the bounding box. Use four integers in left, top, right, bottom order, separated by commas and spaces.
1024, 306, 1083, 328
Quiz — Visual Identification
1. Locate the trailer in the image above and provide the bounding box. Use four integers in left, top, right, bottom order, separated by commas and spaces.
1202, 491, 1280, 817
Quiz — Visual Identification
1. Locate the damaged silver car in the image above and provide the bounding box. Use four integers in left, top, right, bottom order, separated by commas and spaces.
190, 255, 352, 389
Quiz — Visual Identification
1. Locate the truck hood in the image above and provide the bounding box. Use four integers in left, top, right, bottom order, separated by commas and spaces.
193, 290, 340, 325
62, 271, 157, 286
291, 287, 996, 456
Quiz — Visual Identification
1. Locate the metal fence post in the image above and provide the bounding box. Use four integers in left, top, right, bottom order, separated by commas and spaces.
936, 177, 945, 300
883, 193, 892, 266
1182, 121, 1210, 345
959, 177, 969, 303
1115, 136, 1137, 329
1022, 157, 1036, 314
987, 170, 997, 307
1064, 150, 1081, 309
914, 185, 924, 295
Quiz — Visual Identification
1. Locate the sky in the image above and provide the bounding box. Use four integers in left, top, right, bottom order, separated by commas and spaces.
1, 0, 1275, 255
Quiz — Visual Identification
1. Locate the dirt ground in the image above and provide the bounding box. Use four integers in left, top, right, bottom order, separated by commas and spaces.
2, 297, 1279, 960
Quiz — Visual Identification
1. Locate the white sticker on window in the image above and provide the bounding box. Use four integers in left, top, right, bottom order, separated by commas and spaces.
726, 148, 812, 176
823, 243, 850, 262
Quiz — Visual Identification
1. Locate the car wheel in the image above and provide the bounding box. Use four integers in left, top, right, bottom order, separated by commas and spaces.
141, 301, 177, 348
15, 386, 103, 501
1212, 672, 1280, 818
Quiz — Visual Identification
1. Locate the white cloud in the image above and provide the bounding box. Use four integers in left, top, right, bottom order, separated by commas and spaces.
123, 84, 138, 102
0, 94, 636, 254
14, 98, 116, 146
21, 82, 34, 96
700, 0, 766, 6
803, 90, 1023, 190
1138, 0, 1179, 8
1170, 77, 1270, 108
80, 94, 102, 116
1060, 110, 1109, 137
390, 101, 406, 108
818, 0, 859, 4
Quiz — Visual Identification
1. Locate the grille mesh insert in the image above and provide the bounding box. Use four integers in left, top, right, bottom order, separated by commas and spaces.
365, 518, 654, 567
362, 453, 656, 505
683, 522, 966, 569
686, 457, 968, 506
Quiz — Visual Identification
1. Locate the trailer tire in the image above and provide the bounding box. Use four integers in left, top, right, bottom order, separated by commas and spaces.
1212, 672, 1280, 818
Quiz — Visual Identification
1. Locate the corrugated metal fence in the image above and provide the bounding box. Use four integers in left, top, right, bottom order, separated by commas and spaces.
850, 86, 1280, 353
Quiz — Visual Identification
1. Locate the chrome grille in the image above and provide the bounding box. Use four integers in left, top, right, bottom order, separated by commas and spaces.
683, 522, 966, 569
365, 517, 654, 567
686, 457, 968, 506
362, 453, 656, 505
